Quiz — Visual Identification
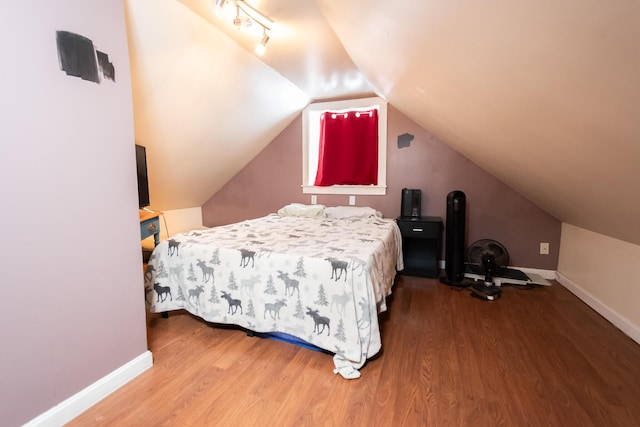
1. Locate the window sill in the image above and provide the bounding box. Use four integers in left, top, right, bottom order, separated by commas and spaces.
302, 185, 387, 195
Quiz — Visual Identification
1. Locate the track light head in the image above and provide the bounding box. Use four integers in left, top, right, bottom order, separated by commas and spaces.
255, 32, 269, 56
217, 0, 273, 55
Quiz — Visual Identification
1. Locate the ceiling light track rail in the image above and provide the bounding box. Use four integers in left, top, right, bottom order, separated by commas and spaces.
214, 0, 273, 55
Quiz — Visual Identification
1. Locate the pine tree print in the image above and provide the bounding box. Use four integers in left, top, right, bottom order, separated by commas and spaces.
335, 318, 347, 342
294, 257, 306, 278
294, 295, 305, 319
187, 263, 197, 283
315, 284, 328, 306
265, 274, 277, 295
210, 249, 221, 265
246, 299, 256, 318
156, 260, 168, 279
208, 284, 219, 303
228, 271, 238, 290
176, 286, 186, 301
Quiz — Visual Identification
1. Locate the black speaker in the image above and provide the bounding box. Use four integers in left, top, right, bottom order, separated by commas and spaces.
445, 191, 466, 282
401, 188, 421, 218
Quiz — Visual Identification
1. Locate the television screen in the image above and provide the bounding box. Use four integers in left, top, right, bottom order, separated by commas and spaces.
135, 144, 150, 208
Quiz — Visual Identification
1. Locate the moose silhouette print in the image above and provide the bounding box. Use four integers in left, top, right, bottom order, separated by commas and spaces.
221, 291, 242, 315
153, 282, 172, 302
306, 307, 330, 335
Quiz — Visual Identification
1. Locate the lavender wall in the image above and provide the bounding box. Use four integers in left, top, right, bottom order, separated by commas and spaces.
202, 106, 561, 270
0, 2, 147, 425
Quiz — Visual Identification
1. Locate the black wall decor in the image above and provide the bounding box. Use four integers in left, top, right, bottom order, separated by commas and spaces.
397, 132, 414, 149
56, 30, 115, 83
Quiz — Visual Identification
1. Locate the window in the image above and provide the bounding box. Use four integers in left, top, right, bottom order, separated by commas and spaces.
314, 108, 378, 186
302, 97, 387, 195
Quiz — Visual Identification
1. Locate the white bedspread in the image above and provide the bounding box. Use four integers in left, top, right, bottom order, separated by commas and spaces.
145, 214, 403, 375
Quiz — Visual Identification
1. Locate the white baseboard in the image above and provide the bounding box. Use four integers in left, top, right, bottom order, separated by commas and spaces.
556, 272, 640, 346
515, 266, 556, 280
437, 260, 556, 281
23, 350, 153, 427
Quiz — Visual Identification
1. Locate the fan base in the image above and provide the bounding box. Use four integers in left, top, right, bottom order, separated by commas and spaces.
471, 282, 502, 300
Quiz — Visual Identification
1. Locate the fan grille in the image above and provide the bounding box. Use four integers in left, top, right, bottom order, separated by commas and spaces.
467, 239, 510, 267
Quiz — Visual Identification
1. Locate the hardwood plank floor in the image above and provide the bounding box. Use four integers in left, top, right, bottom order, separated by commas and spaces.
68, 276, 640, 426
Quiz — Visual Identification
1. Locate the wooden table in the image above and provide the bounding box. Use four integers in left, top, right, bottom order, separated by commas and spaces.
139, 210, 161, 247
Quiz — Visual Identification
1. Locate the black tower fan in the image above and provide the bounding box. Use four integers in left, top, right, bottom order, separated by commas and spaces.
445, 191, 466, 282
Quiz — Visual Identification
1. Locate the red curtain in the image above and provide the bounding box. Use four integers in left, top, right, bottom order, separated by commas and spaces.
314, 109, 378, 186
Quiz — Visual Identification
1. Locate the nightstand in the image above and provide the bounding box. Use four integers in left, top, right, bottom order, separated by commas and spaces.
396, 216, 443, 278
139, 210, 161, 247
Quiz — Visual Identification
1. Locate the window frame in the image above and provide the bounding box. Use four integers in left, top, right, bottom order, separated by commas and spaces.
302, 96, 387, 195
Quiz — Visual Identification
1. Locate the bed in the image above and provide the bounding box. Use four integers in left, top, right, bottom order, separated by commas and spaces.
144, 204, 403, 379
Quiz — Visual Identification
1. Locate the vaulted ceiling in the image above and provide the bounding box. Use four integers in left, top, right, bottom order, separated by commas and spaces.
125, 0, 640, 246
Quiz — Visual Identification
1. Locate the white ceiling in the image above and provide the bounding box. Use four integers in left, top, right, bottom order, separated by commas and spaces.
126, 0, 640, 246
176, 0, 375, 100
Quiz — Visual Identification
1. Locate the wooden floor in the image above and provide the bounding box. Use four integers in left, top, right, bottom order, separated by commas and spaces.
69, 276, 640, 426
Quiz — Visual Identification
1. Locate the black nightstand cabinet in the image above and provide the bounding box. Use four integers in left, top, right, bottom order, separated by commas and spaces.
396, 216, 443, 278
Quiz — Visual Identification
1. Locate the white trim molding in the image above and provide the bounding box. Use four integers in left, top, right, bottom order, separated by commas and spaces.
556, 272, 640, 346
23, 351, 153, 427
437, 261, 556, 281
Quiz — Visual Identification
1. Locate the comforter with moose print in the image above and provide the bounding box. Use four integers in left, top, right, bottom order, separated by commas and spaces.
145, 214, 403, 376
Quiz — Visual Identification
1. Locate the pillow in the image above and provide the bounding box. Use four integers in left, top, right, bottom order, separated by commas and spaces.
325, 206, 382, 219
277, 203, 327, 217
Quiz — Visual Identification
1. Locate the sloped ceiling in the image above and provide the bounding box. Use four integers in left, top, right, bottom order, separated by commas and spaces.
316, 0, 640, 247
126, 0, 310, 210
126, 0, 640, 246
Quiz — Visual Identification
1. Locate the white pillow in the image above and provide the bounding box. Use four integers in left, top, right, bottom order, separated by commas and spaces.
325, 206, 381, 219
277, 203, 327, 217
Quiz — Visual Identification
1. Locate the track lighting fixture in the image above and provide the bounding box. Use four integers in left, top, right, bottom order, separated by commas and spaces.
233, 5, 243, 28
254, 31, 269, 56
214, 0, 272, 55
